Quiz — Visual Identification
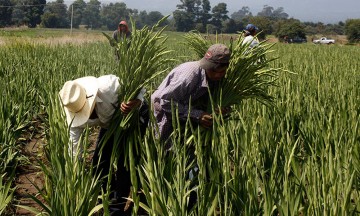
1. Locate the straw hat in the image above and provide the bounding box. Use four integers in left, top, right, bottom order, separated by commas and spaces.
59, 76, 98, 127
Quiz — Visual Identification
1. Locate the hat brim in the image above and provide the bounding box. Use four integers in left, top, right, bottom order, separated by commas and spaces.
199, 58, 230, 70
199, 58, 219, 70
63, 76, 98, 127
244, 27, 258, 32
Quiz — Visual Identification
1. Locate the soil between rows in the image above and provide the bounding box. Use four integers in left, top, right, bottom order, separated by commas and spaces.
14, 127, 99, 215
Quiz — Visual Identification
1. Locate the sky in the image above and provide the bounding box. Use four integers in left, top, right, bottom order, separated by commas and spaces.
94, 0, 360, 24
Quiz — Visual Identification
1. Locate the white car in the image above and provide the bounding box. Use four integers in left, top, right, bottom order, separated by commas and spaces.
313, 37, 335, 44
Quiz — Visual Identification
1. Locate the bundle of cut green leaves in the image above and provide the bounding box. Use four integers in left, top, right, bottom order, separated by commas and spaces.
182, 31, 281, 151
103, 17, 173, 125
182, 32, 281, 214
184, 31, 279, 112
101, 17, 173, 213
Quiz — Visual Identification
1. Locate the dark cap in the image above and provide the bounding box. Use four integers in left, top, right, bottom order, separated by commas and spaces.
244, 24, 258, 32
199, 44, 231, 70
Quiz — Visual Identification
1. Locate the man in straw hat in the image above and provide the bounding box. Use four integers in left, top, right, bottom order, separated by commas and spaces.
59, 74, 149, 215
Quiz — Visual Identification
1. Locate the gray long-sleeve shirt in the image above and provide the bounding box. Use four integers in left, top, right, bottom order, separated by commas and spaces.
151, 61, 213, 142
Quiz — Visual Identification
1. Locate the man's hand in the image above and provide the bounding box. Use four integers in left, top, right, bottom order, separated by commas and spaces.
215, 106, 232, 118
200, 113, 213, 129
120, 99, 141, 115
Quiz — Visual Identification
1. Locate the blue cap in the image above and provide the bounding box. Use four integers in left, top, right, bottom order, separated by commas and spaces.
245, 24, 258, 31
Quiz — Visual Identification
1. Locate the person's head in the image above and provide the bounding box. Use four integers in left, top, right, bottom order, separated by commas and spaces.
59, 76, 98, 127
199, 44, 231, 81
244, 24, 258, 36
118, 20, 129, 33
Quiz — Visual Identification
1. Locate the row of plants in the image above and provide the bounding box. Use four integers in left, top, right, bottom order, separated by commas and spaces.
0, 28, 359, 215
0, 43, 42, 214
0, 41, 118, 214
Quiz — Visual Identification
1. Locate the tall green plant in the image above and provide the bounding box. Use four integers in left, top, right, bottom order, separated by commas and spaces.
182, 31, 281, 215
17, 94, 103, 216
101, 17, 174, 214
0, 171, 15, 215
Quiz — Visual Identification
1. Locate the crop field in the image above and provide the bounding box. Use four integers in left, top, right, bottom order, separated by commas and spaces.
0, 28, 359, 215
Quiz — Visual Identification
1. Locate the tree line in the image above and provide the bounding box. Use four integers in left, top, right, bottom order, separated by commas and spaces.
0, 0, 169, 29
0, 0, 359, 43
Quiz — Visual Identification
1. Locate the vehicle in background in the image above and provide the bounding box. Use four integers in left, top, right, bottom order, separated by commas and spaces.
313, 37, 335, 44
285, 36, 307, 43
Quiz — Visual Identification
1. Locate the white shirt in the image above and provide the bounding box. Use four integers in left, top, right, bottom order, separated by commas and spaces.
243, 35, 259, 48
69, 74, 145, 147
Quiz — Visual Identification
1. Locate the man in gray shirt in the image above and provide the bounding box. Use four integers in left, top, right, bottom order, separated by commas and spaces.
151, 44, 231, 144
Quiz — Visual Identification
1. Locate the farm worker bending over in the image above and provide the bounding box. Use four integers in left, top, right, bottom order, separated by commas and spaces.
111, 20, 132, 60
151, 43, 232, 210
151, 43, 232, 146
242, 23, 259, 48
59, 74, 149, 215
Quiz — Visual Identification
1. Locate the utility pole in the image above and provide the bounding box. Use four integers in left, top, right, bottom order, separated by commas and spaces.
70, 4, 73, 35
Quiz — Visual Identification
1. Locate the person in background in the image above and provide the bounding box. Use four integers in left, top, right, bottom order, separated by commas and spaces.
59, 74, 149, 215
113, 20, 131, 42
151, 43, 232, 146
242, 23, 259, 48
112, 20, 132, 60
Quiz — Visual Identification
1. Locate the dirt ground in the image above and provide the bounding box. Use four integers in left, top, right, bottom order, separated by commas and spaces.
14, 136, 45, 215
13, 124, 99, 215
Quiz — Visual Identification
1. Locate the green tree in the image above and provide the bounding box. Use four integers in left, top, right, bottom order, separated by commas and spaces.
173, 0, 201, 32
314, 22, 326, 33
230, 6, 252, 21
29, 0, 46, 27
248, 16, 272, 40
211, 2, 228, 32
138, 10, 147, 27
11, 4, 25, 26
274, 18, 306, 42
17, 0, 46, 27
0, 0, 13, 27
41, 13, 57, 27
258, 5, 288, 20
222, 18, 242, 33
345, 19, 360, 43
176, 0, 201, 15
196, 0, 211, 32
82, 0, 101, 29
41, 0, 69, 28
173, 9, 193, 31
68, 0, 86, 28
324, 23, 344, 35
257, 5, 273, 17
147, 11, 168, 27
272, 7, 288, 19
100, 2, 129, 30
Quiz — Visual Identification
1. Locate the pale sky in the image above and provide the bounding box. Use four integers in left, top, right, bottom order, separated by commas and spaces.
97, 0, 360, 24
